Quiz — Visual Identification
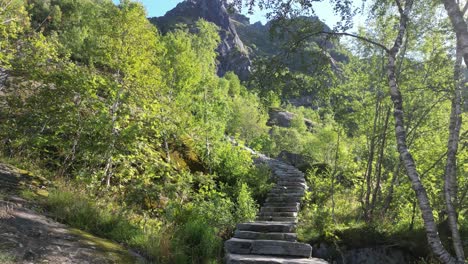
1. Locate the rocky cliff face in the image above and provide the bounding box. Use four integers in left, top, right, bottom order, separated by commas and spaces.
150, 0, 251, 80
151, 0, 347, 86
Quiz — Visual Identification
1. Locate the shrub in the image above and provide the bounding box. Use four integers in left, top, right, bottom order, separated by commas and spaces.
172, 218, 222, 264
236, 183, 258, 223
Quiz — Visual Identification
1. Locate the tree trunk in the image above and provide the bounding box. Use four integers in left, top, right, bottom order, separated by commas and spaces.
364, 98, 380, 221
409, 198, 417, 231
441, 2, 467, 261
331, 128, 341, 224
443, 38, 465, 263
105, 87, 123, 187
443, 0, 468, 66
387, 1, 457, 263
370, 107, 391, 219
382, 163, 400, 216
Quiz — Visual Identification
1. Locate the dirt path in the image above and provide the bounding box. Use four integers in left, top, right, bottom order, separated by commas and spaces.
0, 163, 145, 264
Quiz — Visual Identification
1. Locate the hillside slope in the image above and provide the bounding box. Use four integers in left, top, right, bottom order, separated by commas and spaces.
0, 163, 145, 264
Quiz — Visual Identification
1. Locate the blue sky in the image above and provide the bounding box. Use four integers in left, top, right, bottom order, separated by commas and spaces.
112, 0, 364, 30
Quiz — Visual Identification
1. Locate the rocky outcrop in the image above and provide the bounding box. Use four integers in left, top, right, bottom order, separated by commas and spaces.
224, 154, 328, 263
267, 108, 316, 130
312, 243, 412, 264
151, 0, 251, 80
0, 163, 144, 263
277, 151, 313, 173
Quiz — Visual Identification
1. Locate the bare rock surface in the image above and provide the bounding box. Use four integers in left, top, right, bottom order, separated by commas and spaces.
227, 254, 329, 264
0, 163, 145, 264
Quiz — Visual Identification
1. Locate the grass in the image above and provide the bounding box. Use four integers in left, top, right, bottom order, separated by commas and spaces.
0, 251, 16, 264
0, 155, 226, 263
42, 184, 224, 263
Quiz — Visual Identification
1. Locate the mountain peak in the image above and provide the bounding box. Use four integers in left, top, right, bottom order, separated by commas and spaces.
150, 0, 252, 80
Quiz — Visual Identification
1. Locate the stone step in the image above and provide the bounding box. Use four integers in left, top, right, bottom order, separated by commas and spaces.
266, 196, 302, 203
270, 189, 305, 194
272, 186, 305, 190
234, 230, 297, 242
268, 193, 304, 198
224, 238, 312, 257
260, 207, 299, 213
258, 211, 297, 217
277, 182, 307, 187
273, 168, 301, 172
272, 184, 307, 191
263, 202, 301, 208
274, 173, 300, 176
276, 175, 305, 179
273, 186, 305, 190
257, 216, 297, 222
268, 192, 303, 197
276, 180, 305, 184
274, 172, 304, 177
275, 171, 305, 178
226, 253, 329, 264
237, 222, 296, 233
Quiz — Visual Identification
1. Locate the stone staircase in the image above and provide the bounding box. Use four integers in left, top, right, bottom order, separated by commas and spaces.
224, 154, 328, 264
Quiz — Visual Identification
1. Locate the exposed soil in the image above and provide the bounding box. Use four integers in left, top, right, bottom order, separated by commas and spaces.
0, 163, 145, 264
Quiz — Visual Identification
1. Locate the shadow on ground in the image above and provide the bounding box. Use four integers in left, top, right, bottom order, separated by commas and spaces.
0, 163, 145, 264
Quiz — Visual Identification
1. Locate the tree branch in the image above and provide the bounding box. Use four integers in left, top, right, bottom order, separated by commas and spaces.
462, 1, 468, 15
395, 0, 404, 14
1, 18, 15, 25
316, 31, 390, 53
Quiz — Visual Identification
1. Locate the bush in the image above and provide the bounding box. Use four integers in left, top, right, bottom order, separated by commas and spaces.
236, 183, 258, 223
173, 218, 222, 264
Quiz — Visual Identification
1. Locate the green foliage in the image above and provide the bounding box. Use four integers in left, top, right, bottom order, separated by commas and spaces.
0, 2, 275, 261
2, 0, 467, 262
0, 0, 29, 68
236, 183, 258, 222
0, 251, 15, 264
172, 218, 222, 264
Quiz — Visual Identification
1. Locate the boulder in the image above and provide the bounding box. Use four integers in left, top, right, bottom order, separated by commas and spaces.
277, 151, 313, 173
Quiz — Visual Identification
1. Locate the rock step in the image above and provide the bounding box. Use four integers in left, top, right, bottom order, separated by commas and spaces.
275, 172, 304, 176
257, 216, 297, 222
276, 170, 303, 173
263, 202, 300, 208
273, 186, 305, 190
270, 189, 305, 194
234, 230, 297, 242
273, 182, 307, 190
277, 171, 303, 174
261, 207, 299, 213
276, 180, 305, 184
276, 182, 307, 187
265, 195, 302, 203
258, 211, 297, 217
226, 253, 328, 264
275, 180, 305, 185
266, 197, 302, 203
270, 187, 304, 191
237, 222, 296, 233
269, 190, 304, 194
275, 176, 305, 180
268, 192, 303, 197
224, 238, 312, 257
274, 172, 304, 177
